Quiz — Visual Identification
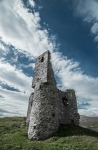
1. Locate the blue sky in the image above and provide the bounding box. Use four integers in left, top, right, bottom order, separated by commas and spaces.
0, 0, 98, 117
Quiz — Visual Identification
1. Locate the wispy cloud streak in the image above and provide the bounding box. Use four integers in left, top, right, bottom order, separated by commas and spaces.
74, 0, 98, 42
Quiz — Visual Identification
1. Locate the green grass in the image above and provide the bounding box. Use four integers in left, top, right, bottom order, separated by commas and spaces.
0, 117, 98, 150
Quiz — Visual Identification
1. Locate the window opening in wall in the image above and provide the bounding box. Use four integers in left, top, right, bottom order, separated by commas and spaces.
52, 113, 55, 117
62, 97, 68, 106
32, 85, 35, 88
41, 56, 44, 62
40, 85, 42, 89
71, 120, 74, 126
34, 125, 36, 129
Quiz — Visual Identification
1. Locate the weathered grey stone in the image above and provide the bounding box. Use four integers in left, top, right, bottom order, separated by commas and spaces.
27, 50, 80, 140
26, 92, 34, 123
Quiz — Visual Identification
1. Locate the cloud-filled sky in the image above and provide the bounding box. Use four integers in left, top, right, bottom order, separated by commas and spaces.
0, 0, 98, 117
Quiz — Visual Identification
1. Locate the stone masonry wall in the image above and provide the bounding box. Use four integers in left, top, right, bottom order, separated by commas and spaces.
32, 51, 56, 88
58, 89, 79, 126
26, 92, 34, 124
28, 51, 59, 140
58, 90, 70, 125
28, 83, 59, 140
27, 50, 80, 140
66, 89, 79, 125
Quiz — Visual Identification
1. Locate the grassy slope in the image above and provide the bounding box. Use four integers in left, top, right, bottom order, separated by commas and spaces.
0, 117, 98, 150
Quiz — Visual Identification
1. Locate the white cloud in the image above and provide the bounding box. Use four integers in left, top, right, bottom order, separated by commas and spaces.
0, 43, 6, 51
0, 0, 98, 117
0, 59, 32, 94
0, 0, 55, 57
19, 62, 35, 69
0, 0, 55, 117
0, 59, 33, 117
51, 51, 98, 116
79, 108, 98, 117
74, 0, 98, 42
0, 86, 29, 117
70, 0, 98, 116
28, 0, 35, 7
91, 22, 98, 34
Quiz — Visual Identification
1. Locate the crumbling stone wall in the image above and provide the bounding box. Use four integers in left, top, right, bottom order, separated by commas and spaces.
58, 90, 70, 125
66, 89, 79, 125
26, 92, 34, 124
28, 83, 59, 140
27, 50, 80, 140
32, 51, 56, 88
58, 89, 79, 126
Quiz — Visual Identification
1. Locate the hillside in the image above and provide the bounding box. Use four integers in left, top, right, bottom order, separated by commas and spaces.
80, 115, 98, 127
0, 117, 98, 150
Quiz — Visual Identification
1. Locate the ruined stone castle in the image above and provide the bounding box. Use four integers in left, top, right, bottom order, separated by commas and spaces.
27, 50, 80, 140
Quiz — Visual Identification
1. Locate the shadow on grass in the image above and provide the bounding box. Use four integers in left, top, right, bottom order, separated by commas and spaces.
56, 124, 98, 138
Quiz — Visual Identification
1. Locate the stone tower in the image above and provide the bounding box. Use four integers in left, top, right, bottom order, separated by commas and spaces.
27, 50, 80, 140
